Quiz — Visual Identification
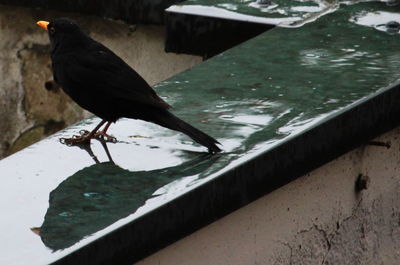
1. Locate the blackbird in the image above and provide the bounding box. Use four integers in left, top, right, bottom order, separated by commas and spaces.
36, 18, 221, 153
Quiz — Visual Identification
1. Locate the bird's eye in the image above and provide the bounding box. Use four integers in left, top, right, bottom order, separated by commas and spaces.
49, 27, 56, 34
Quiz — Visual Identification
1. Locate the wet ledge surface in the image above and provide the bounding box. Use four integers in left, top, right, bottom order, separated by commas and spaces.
1, 2, 400, 265
165, 0, 337, 56
166, 0, 337, 26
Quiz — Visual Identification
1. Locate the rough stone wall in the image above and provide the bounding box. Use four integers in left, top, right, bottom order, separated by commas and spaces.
137, 127, 400, 265
0, 5, 201, 158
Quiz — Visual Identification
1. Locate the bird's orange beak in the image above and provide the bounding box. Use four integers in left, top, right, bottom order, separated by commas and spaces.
36, 21, 49, 31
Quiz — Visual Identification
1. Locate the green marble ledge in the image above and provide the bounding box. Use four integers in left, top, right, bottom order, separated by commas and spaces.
167, 0, 343, 26
1, 1, 400, 264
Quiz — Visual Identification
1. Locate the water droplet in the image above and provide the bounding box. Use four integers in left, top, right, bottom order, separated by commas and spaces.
341, 48, 355, 52
325, 98, 340, 104
58, 211, 72, 217
83, 192, 100, 198
220, 115, 234, 120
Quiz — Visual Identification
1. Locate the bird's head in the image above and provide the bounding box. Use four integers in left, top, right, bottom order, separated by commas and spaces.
36, 18, 88, 52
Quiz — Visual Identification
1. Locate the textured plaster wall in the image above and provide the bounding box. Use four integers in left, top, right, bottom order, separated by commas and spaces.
137, 127, 400, 265
0, 5, 201, 158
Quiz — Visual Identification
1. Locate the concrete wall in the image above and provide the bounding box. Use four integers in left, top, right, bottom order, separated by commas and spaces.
137, 127, 400, 265
0, 5, 201, 158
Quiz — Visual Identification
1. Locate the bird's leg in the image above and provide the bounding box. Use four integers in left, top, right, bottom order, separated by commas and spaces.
60, 120, 106, 146
94, 121, 116, 142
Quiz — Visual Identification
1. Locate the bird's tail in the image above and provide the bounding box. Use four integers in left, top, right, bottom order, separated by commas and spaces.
151, 110, 221, 153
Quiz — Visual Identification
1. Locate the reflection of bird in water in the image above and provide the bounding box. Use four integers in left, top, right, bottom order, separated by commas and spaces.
34, 140, 220, 250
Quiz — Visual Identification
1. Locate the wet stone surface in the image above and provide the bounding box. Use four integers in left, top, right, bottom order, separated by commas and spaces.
167, 0, 338, 26
1, 1, 400, 264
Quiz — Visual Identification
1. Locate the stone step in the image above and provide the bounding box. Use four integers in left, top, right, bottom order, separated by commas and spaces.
165, 0, 339, 56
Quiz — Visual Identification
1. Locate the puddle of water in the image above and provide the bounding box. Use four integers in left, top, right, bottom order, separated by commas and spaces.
168, 0, 336, 26
350, 10, 400, 33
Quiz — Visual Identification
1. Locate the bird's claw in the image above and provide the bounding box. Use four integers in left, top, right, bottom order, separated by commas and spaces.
59, 137, 68, 145
79, 130, 90, 136
59, 135, 91, 146
94, 132, 117, 143
60, 137, 77, 146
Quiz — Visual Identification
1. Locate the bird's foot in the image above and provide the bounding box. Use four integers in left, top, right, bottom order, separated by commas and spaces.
60, 129, 116, 145
94, 131, 117, 143
59, 130, 93, 146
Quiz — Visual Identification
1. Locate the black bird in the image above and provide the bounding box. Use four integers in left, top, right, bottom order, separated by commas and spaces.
36, 18, 221, 153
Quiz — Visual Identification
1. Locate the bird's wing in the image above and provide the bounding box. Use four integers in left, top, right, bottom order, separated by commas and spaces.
57, 44, 170, 109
